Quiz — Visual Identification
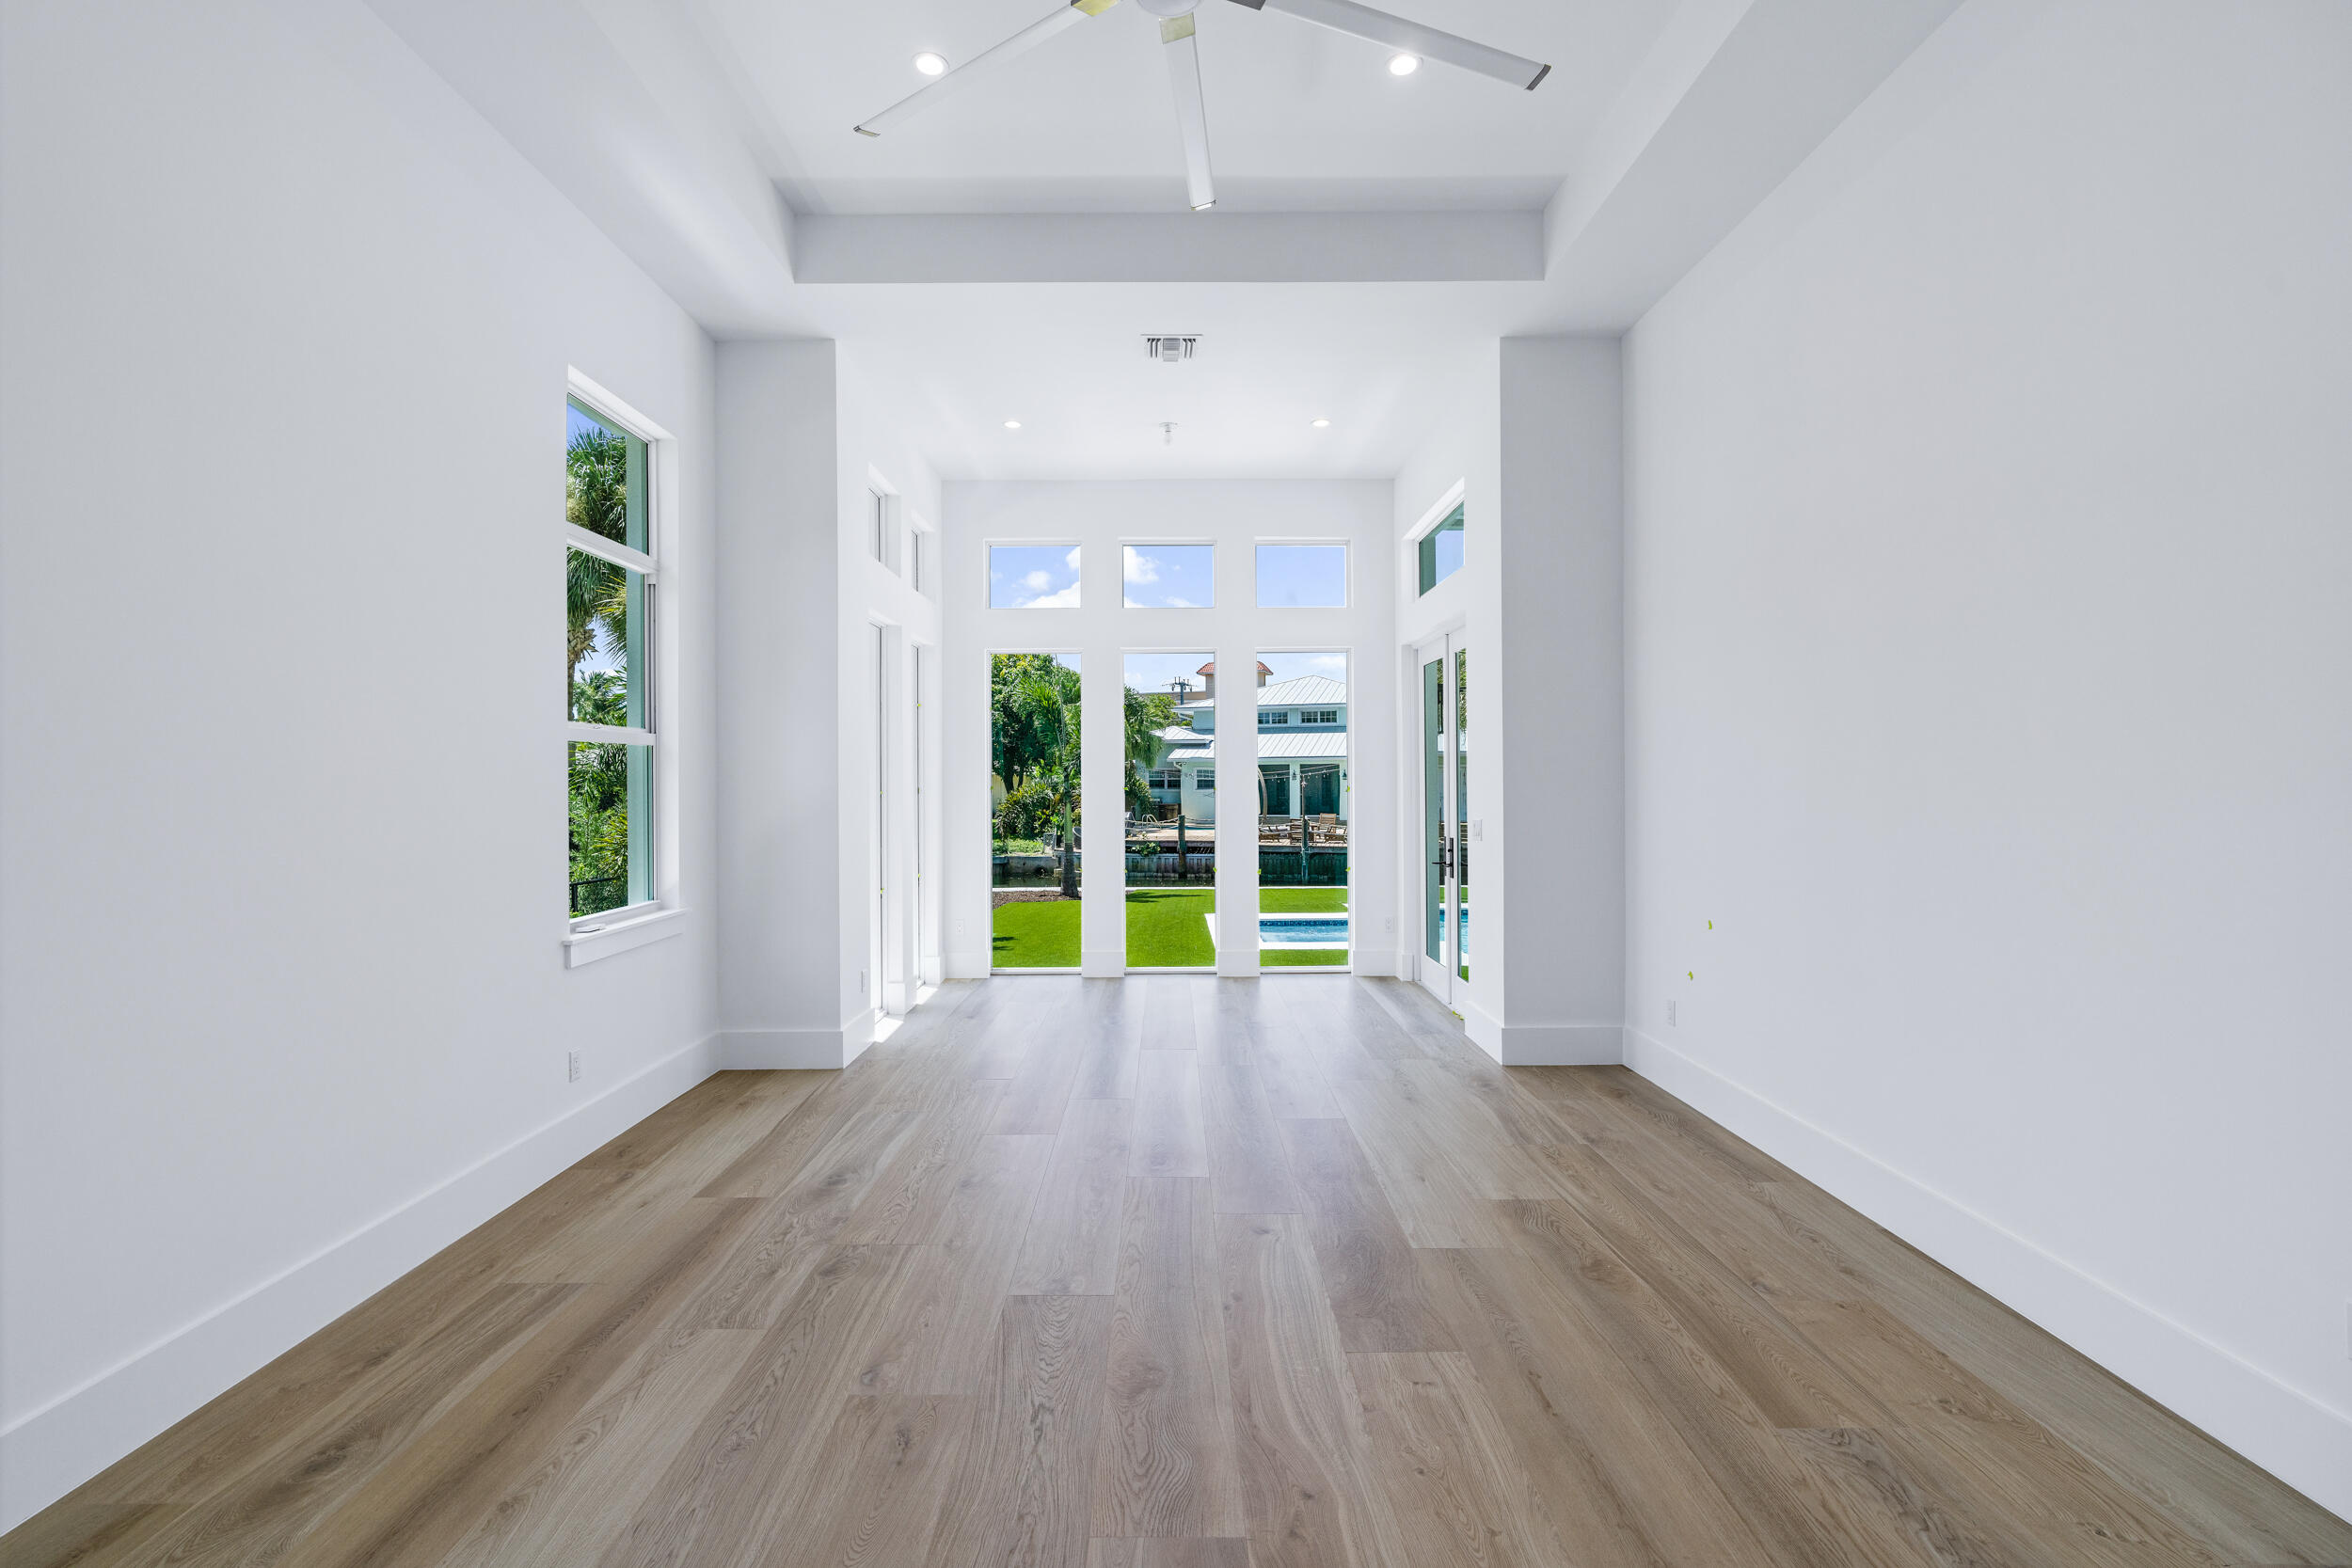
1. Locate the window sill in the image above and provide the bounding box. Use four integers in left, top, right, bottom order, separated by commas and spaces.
564, 906, 689, 968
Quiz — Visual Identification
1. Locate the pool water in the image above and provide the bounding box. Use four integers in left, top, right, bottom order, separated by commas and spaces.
1259, 915, 1348, 948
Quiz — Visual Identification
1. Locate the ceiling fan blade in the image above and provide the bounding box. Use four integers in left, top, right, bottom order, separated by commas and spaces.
1161, 15, 1216, 211
1230, 0, 1549, 89
854, 0, 1119, 137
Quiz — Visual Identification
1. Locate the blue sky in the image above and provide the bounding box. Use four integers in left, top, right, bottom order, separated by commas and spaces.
989, 543, 1351, 610
1255, 545, 1347, 607
990, 545, 1082, 608
1122, 545, 1212, 608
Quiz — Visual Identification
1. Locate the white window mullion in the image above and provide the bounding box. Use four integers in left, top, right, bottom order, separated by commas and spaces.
564, 523, 657, 578
566, 721, 656, 748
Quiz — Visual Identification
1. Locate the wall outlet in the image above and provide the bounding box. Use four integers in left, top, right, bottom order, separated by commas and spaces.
1383, 915, 1395, 932
860, 969, 869, 997
1665, 1000, 1677, 1026
566, 1051, 582, 1083
1471, 818, 1483, 841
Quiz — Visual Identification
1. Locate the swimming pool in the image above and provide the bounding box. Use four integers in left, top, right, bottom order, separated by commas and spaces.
1259, 915, 1349, 947
1198, 912, 1352, 949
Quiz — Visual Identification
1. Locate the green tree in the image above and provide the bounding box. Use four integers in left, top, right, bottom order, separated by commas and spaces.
991, 657, 1084, 896
566, 427, 630, 696
1122, 686, 1180, 816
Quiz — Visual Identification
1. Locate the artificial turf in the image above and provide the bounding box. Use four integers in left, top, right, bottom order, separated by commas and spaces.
990, 897, 1080, 968
1124, 887, 1216, 968
993, 884, 1354, 970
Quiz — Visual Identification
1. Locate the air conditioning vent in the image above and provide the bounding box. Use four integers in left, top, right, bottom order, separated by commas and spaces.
1144, 335, 1199, 363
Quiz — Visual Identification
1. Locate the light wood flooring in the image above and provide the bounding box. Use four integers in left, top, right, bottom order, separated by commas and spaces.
8, 975, 2347, 1567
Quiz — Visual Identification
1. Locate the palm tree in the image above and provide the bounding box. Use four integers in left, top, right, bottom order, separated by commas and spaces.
1122, 686, 1179, 816
566, 428, 630, 697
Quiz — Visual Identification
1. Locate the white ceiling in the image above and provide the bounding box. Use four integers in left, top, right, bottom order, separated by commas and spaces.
372, 0, 1966, 479
702, 0, 1680, 214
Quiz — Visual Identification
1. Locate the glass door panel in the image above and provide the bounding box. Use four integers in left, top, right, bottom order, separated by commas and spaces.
1419, 650, 1449, 999
1455, 646, 1469, 984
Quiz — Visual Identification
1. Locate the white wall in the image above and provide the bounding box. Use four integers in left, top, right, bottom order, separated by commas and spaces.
942, 481, 1395, 978
1623, 0, 2352, 1515
1392, 340, 1625, 1065
0, 0, 720, 1527
713, 343, 942, 1066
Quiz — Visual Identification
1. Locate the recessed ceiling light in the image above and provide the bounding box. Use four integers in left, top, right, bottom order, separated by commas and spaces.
913, 52, 948, 76
1310, 418, 1331, 428
1388, 53, 1420, 76
1003, 420, 1022, 430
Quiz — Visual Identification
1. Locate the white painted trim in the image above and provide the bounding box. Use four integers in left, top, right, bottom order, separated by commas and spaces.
564, 721, 655, 748
1462, 1004, 1621, 1065
0, 1032, 721, 1530
721, 1026, 865, 1070
1082, 946, 1125, 978
562, 904, 689, 966
1622, 1026, 2352, 1521
562, 524, 657, 578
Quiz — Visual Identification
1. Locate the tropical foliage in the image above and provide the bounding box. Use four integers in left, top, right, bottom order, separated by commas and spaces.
991, 654, 1082, 895
567, 425, 634, 911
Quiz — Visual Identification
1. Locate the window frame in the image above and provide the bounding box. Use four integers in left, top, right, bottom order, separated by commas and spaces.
563, 372, 682, 958
1411, 501, 1466, 596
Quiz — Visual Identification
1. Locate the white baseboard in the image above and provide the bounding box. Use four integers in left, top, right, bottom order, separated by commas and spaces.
0, 1032, 722, 1532
722, 1017, 869, 1069
945, 950, 990, 980
1347, 946, 1398, 978
1464, 1005, 1623, 1065
1622, 1027, 2352, 1522
1082, 948, 1125, 978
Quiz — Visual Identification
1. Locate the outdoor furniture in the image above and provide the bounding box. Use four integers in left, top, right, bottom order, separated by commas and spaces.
1312, 813, 1343, 845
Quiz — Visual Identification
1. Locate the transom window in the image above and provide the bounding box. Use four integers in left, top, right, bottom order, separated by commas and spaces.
1417, 504, 1464, 594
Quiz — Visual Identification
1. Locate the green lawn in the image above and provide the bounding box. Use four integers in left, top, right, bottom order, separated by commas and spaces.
992, 897, 1080, 968
1126, 888, 1216, 968
995, 885, 1354, 970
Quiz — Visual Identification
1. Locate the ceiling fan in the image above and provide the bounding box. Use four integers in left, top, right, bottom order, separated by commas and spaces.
851, 0, 1550, 212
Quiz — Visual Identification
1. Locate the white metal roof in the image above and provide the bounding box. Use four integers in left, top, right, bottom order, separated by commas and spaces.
1158, 736, 1346, 763
1257, 675, 1345, 706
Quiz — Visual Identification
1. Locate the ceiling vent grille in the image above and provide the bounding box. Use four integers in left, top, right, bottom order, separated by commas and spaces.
1144, 335, 1199, 363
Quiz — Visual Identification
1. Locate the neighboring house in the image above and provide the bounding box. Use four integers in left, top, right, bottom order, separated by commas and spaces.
1140, 660, 1345, 826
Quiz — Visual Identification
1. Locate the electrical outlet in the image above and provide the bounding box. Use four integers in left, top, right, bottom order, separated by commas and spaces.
1665, 1000, 1677, 1026
860, 969, 869, 997
1383, 915, 1395, 932
566, 1051, 582, 1083
1471, 818, 1483, 841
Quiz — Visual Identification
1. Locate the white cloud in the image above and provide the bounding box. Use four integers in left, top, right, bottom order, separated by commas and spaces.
1023, 582, 1081, 609
1163, 595, 1195, 608
1123, 546, 1159, 584
1064, 546, 1081, 571
1023, 569, 1052, 591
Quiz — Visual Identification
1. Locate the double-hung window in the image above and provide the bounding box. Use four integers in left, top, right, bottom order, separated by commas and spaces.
565, 395, 659, 923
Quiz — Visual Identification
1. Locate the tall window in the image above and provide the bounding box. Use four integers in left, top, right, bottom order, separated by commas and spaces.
1124, 652, 1216, 969
565, 396, 657, 921
868, 489, 887, 564
991, 654, 1083, 968
1417, 504, 1464, 594
1258, 653, 1349, 969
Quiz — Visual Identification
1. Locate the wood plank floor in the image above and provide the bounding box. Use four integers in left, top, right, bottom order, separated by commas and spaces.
8, 975, 2347, 1568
